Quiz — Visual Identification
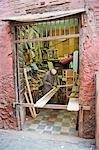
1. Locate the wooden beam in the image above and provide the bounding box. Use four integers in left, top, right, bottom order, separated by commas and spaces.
41, 104, 67, 109
34, 87, 60, 108
57, 84, 73, 88
12, 25, 22, 130
14, 34, 79, 43
81, 105, 90, 111
2, 9, 85, 23
38, 69, 46, 73
79, 107, 84, 137
24, 91, 35, 118
13, 102, 90, 111
24, 68, 37, 118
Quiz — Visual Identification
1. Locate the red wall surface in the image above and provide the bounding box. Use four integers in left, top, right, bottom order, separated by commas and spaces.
0, 1, 17, 128
0, 0, 99, 138
79, 0, 99, 138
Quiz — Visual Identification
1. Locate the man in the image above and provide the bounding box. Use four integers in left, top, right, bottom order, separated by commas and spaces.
43, 69, 57, 94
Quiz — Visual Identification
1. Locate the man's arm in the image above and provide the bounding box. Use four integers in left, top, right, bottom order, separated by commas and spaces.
44, 81, 53, 87
44, 72, 53, 88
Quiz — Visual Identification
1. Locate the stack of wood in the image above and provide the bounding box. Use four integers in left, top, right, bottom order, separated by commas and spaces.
0, 103, 17, 129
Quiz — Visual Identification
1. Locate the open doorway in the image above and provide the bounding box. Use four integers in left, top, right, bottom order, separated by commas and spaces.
14, 15, 80, 136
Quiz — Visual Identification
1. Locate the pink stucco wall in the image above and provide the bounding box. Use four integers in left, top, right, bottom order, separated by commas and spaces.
0, 1, 17, 128
79, 0, 99, 138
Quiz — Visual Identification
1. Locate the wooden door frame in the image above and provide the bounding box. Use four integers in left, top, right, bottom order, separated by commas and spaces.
12, 14, 81, 131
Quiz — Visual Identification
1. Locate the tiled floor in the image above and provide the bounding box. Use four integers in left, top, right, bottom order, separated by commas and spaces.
23, 109, 78, 136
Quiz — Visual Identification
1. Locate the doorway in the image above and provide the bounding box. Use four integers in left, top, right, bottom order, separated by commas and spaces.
14, 15, 80, 136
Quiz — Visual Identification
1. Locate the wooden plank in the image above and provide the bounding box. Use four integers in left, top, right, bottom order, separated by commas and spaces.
24, 68, 37, 118
24, 91, 35, 118
19, 68, 24, 73
82, 105, 90, 111
18, 50, 23, 58
40, 104, 67, 109
18, 56, 24, 62
55, 21, 57, 36
34, 87, 60, 108
2, 9, 84, 22
57, 84, 73, 88
15, 103, 67, 110
14, 34, 79, 43
38, 41, 42, 63
59, 20, 61, 36
19, 91, 25, 102
79, 107, 84, 137
67, 98, 79, 111
69, 18, 70, 34
14, 102, 90, 111
12, 25, 21, 130
64, 19, 66, 35
38, 69, 46, 73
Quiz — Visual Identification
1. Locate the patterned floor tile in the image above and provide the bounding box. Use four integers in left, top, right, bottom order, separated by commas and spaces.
61, 127, 70, 134
23, 109, 78, 136
48, 118, 56, 122
28, 128, 35, 131
37, 125, 46, 130
32, 120, 41, 124
52, 131, 60, 135
54, 122, 62, 126
56, 118, 63, 122
44, 125, 53, 131
52, 126, 61, 132
62, 122, 70, 127
43, 130, 52, 134
40, 120, 48, 125
29, 124, 38, 129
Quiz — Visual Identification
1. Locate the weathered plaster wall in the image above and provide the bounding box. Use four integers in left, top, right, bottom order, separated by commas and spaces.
0, 1, 17, 128
12, 0, 85, 15
79, 0, 99, 138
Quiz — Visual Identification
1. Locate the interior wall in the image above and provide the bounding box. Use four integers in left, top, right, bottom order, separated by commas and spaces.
50, 27, 79, 57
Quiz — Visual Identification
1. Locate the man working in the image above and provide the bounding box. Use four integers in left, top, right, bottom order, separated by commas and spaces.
43, 68, 57, 94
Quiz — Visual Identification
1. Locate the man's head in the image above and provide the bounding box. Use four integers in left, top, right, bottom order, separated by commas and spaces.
51, 69, 57, 75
